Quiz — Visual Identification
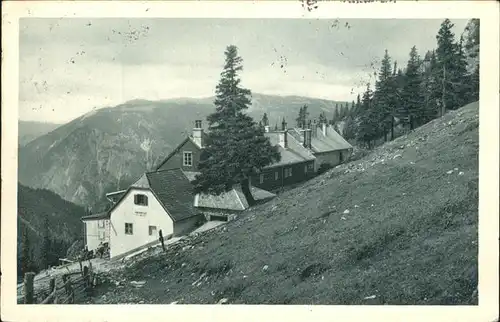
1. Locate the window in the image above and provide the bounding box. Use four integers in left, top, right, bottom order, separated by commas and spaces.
284, 167, 293, 178
308, 163, 314, 170
183, 151, 193, 166
98, 220, 105, 228
125, 223, 133, 235
304, 165, 308, 174
98, 231, 105, 240
259, 174, 264, 184
134, 194, 148, 206
275, 171, 279, 181
149, 225, 157, 236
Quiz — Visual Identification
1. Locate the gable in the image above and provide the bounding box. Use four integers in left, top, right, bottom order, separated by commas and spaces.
156, 137, 202, 171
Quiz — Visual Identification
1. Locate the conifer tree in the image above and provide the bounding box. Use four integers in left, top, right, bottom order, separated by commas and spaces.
319, 111, 328, 124
21, 224, 32, 275
333, 105, 340, 122
356, 83, 377, 149
373, 49, 394, 141
421, 50, 441, 123
296, 106, 304, 127
354, 94, 362, 117
342, 113, 356, 141
340, 104, 349, 120
295, 105, 309, 128
261, 113, 269, 127
435, 19, 469, 114
401, 46, 424, 130
194, 45, 281, 205
463, 19, 479, 103
41, 214, 50, 269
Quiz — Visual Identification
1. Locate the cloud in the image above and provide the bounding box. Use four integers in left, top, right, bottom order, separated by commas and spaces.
19, 18, 469, 123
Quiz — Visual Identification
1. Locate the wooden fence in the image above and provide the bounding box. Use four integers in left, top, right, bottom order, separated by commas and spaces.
21, 260, 98, 304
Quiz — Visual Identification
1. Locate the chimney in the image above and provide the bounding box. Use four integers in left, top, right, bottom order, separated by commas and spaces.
281, 119, 287, 131
312, 120, 318, 138
193, 120, 203, 147
279, 119, 288, 149
303, 128, 312, 149
264, 125, 270, 133
322, 122, 327, 136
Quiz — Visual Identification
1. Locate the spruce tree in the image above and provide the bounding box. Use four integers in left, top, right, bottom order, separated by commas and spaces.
435, 19, 469, 113
342, 114, 356, 141
41, 214, 50, 269
333, 105, 340, 122
402, 46, 424, 130
261, 113, 269, 127
194, 45, 281, 205
464, 18, 479, 102
421, 50, 440, 123
296, 106, 304, 128
373, 49, 394, 141
455, 37, 471, 106
302, 105, 309, 127
357, 83, 377, 149
354, 94, 361, 116
340, 104, 349, 120
319, 111, 328, 124
21, 224, 31, 275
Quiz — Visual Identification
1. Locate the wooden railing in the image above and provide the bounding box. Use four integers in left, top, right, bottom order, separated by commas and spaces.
21, 260, 97, 304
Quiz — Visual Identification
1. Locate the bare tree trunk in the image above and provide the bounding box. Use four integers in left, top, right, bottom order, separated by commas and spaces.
240, 178, 256, 206
441, 65, 446, 117
390, 116, 395, 141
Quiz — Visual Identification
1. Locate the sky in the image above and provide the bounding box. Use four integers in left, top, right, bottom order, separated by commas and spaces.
19, 18, 468, 123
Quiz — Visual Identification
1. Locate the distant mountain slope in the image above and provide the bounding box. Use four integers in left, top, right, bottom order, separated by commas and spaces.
17, 183, 86, 278
18, 93, 347, 209
94, 101, 478, 305
18, 121, 61, 146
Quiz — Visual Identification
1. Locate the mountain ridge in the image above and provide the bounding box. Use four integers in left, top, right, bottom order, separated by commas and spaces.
18, 93, 349, 210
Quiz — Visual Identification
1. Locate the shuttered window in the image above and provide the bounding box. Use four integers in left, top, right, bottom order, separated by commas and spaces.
134, 194, 148, 206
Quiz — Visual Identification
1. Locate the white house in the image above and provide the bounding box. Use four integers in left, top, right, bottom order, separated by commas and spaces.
81, 212, 110, 252
99, 168, 203, 259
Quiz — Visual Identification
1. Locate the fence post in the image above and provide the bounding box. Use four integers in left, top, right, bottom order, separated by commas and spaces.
63, 274, 74, 304
83, 265, 90, 297
159, 229, 165, 252
24, 272, 35, 304
49, 278, 55, 304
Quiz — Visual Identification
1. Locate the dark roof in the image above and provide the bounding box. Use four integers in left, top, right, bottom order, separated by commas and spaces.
145, 169, 199, 221
106, 169, 199, 222
81, 212, 109, 221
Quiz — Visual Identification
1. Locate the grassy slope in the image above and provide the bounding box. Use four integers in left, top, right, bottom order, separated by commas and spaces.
96, 102, 479, 305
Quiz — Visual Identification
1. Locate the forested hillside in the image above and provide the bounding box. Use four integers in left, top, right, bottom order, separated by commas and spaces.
17, 184, 86, 280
